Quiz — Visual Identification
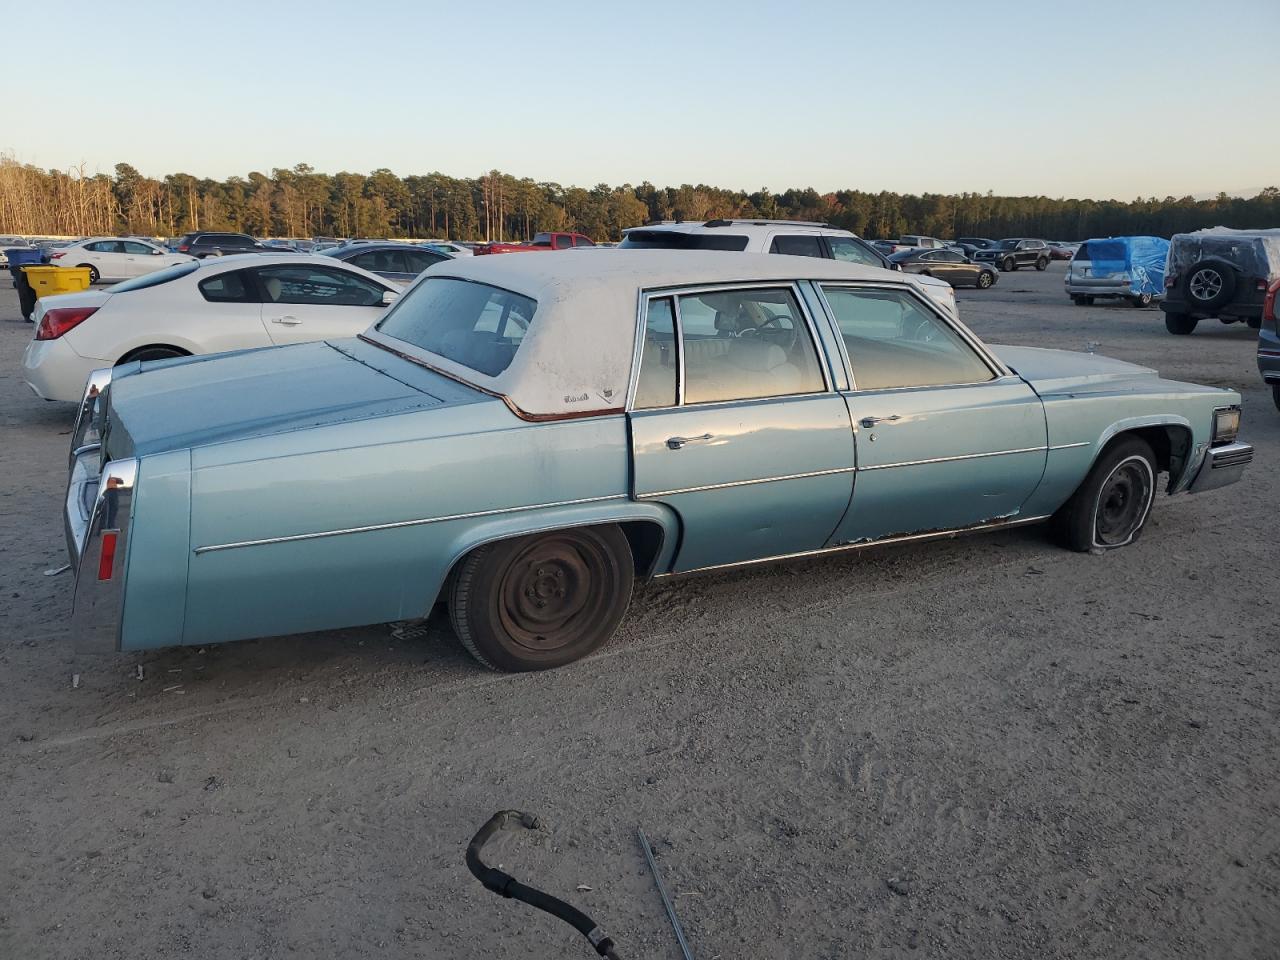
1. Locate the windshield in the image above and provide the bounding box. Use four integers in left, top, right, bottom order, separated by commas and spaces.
109, 261, 200, 292
375, 277, 537, 378
620, 230, 749, 251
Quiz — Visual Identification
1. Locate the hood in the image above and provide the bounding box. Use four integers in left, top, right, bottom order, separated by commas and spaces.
992, 345, 1159, 396
105, 338, 489, 458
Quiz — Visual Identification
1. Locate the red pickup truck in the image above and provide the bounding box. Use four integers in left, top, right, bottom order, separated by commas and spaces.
473, 231, 596, 255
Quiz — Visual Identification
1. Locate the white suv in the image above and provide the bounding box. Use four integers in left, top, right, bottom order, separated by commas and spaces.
620, 219, 958, 316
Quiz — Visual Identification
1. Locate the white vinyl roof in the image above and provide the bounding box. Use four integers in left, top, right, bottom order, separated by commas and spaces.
370, 250, 911, 419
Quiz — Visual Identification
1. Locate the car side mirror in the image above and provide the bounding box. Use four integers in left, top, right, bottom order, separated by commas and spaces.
381, 290, 399, 306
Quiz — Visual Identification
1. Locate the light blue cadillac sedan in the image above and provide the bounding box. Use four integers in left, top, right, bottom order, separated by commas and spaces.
64, 251, 1253, 671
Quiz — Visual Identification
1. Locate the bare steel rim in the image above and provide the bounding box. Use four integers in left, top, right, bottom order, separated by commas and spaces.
496, 532, 623, 654
1092, 454, 1155, 548
1189, 267, 1223, 302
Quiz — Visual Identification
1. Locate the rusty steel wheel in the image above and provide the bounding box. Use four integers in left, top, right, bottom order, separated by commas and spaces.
449, 526, 634, 671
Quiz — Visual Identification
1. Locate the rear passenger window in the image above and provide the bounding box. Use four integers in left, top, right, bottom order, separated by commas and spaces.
634, 297, 677, 409
769, 235, 825, 258
677, 288, 825, 404
821, 287, 993, 390
199, 270, 253, 303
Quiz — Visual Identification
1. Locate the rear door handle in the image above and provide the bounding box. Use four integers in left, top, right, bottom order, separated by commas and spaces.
271, 315, 302, 325
667, 433, 713, 450
860, 415, 901, 428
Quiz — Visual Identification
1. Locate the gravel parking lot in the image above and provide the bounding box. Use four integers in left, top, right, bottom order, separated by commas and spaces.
2, 263, 1277, 959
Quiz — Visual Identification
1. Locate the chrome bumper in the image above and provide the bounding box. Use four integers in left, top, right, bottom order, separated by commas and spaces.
64, 367, 135, 654
1188, 441, 1253, 494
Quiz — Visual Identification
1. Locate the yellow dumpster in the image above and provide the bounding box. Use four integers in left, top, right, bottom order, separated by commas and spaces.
22, 265, 93, 298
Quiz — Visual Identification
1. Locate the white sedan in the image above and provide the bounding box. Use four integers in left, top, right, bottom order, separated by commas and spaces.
22, 254, 400, 402
50, 237, 195, 283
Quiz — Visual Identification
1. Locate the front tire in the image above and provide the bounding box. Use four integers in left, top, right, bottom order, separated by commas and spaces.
1035, 257, 1049, 271
1165, 313, 1198, 335
1054, 436, 1157, 553
448, 525, 634, 671
1002, 257, 1017, 272
1273, 383, 1280, 412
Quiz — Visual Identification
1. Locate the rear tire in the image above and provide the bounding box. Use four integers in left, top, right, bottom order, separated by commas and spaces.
1054, 436, 1157, 553
1072, 295, 1094, 306
118, 346, 188, 364
1246, 316, 1262, 330
1002, 257, 1017, 272
1273, 384, 1280, 412
1131, 292, 1153, 307
1164, 313, 1198, 335
448, 525, 634, 672
78, 264, 100, 284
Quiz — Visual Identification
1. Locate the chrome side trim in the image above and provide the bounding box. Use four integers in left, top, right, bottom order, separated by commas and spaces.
1048, 441, 1091, 451
654, 514, 1052, 579
858, 445, 1046, 471
68, 367, 113, 468
68, 457, 138, 654
193, 494, 629, 555
637, 466, 856, 500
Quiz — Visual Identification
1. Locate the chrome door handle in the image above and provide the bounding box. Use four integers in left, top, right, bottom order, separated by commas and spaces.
271, 315, 302, 325
666, 433, 713, 450
860, 415, 901, 428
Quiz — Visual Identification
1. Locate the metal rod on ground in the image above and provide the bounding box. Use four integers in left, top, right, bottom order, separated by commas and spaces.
637, 828, 695, 960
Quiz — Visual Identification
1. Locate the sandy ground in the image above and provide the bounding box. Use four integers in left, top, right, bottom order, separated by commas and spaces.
1, 264, 1277, 959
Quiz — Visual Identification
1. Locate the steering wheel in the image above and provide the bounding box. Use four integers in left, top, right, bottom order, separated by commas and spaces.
738, 314, 798, 352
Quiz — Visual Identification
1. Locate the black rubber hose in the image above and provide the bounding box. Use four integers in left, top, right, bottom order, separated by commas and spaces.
466, 810, 620, 959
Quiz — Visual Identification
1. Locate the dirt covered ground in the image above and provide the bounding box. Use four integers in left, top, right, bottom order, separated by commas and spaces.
1, 264, 1277, 959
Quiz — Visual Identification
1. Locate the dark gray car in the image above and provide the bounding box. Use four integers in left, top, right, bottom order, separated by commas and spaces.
322, 242, 451, 284
973, 238, 1051, 272
175, 232, 280, 258
1163, 230, 1279, 335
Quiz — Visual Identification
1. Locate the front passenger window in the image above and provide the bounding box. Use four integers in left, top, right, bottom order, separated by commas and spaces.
821, 287, 994, 391
254, 265, 386, 307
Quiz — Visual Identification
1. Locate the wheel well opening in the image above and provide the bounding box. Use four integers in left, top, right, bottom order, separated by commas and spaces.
117, 344, 192, 365
1106, 425, 1192, 483
619, 520, 665, 578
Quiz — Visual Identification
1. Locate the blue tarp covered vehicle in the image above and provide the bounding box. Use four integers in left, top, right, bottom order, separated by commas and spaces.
1065, 235, 1170, 306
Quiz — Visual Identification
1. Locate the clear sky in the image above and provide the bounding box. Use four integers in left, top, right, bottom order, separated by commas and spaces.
4, 0, 1276, 200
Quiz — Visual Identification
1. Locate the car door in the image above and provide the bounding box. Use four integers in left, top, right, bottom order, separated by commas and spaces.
628, 285, 856, 572
250, 262, 392, 344
85, 240, 126, 280
120, 240, 160, 278
937, 250, 974, 285
817, 283, 1047, 545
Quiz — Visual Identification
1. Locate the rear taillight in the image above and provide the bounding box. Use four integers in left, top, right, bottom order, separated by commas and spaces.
36, 306, 99, 340
1165, 273, 1177, 289
177, 244, 189, 252
97, 530, 119, 580
51, 251, 66, 260
1264, 278, 1280, 323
